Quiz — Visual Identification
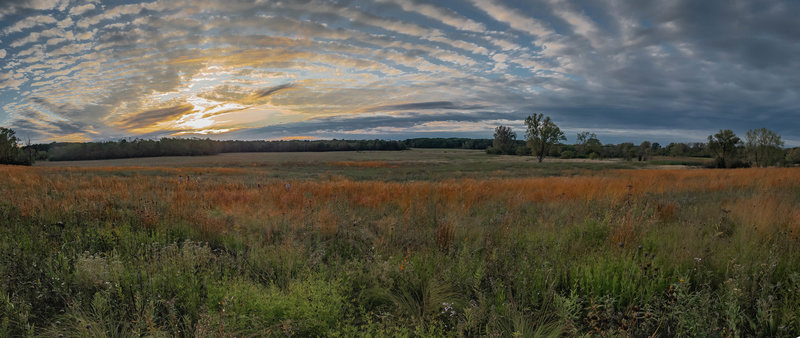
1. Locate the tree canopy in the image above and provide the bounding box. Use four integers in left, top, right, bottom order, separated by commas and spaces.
707, 129, 742, 168
576, 132, 602, 158
745, 128, 784, 167
524, 113, 566, 163
490, 125, 517, 155
0, 127, 33, 165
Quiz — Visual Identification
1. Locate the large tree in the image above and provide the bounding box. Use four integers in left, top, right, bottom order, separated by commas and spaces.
491, 125, 517, 155
525, 113, 566, 163
707, 129, 742, 168
0, 127, 35, 165
745, 128, 784, 167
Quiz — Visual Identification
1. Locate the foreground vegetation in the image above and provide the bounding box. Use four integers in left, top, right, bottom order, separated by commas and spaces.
2, 153, 800, 336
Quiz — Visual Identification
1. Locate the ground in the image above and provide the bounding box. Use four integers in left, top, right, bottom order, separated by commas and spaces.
2, 149, 798, 336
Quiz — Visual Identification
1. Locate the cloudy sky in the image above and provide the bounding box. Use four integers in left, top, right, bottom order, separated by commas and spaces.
0, 0, 798, 145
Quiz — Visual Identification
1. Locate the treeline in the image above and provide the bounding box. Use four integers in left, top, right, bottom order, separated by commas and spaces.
552, 141, 709, 161
0, 127, 35, 165
403, 137, 493, 149
4, 125, 799, 166
41, 138, 408, 161
489, 124, 800, 168
487, 127, 698, 161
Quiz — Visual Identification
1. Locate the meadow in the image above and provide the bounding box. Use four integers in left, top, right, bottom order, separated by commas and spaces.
2, 149, 799, 336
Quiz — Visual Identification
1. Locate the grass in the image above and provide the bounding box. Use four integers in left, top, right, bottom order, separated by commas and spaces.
34, 149, 656, 180
2, 150, 799, 336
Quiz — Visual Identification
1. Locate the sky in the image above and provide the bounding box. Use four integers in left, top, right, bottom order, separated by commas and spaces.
0, 0, 798, 145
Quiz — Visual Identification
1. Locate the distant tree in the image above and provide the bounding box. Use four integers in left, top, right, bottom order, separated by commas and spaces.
525, 113, 566, 163
560, 150, 576, 159
0, 127, 32, 165
24, 137, 35, 164
651, 142, 662, 155
787, 148, 800, 165
576, 132, 602, 158
601, 144, 618, 158
491, 125, 517, 155
618, 142, 636, 161
688, 143, 707, 157
47, 138, 408, 161
667, 142, 687, 157
745, 128, 784, 167
707, 129, 742, 168
639, 141, 651, 161
576, 132, 590, 155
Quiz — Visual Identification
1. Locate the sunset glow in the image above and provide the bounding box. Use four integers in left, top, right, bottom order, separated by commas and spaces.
0, 0, 798, 144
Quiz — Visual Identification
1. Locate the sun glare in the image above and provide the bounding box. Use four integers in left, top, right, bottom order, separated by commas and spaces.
174, 95, 247, 131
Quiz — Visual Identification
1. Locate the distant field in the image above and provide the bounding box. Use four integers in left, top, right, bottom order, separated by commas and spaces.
4, 152, 798, 336
35, 149, 692, 180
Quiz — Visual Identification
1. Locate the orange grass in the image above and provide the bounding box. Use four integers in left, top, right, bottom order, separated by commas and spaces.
327, 161, 398, 168
2, 165, 799, 238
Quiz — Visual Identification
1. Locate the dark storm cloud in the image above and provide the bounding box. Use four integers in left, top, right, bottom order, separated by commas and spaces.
117, 104, 194, 129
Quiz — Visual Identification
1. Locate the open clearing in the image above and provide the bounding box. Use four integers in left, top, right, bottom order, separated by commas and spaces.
3, 150, 798, 336
34, 148, 696, 180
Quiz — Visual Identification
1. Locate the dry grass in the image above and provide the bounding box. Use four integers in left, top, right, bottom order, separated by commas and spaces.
3, 162, 800, 336
3, 165, 799, 239
328, 161, 399, 168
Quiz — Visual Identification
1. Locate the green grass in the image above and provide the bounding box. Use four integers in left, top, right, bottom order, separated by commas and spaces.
3, 152, 799, 336
36, 148, 657, 181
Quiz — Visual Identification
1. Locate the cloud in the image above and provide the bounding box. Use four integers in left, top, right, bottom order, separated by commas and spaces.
376, 0, 486, 33
0, 70, 26, 89
56, 16, 72, 28
0, 0, 66, 19
252, 83, 295, 99
116, 104, 195, 130
1, 0, 799, 145
3, 14, 57, 33
470, 0, 554, 38
9, 108, 96, 141
368, 101, 486, 112
227, 110, 514, 139
69, 3, 95, 16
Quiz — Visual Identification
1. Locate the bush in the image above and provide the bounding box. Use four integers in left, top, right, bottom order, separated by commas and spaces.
486, 146, 501, 155
787, 148, 800, 165
515, 145, 531, 156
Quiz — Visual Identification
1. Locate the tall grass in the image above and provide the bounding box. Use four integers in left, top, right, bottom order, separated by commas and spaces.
1, 165, 799, 336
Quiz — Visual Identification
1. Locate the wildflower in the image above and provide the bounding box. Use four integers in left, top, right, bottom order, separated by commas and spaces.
441, 302, 455, 317
679, 278, 685, 282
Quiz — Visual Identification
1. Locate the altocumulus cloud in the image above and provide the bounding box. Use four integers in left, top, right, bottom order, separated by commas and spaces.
0, 0, 798, 145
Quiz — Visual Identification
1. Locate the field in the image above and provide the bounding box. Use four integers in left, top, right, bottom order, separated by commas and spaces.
2, 149, 799, 336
